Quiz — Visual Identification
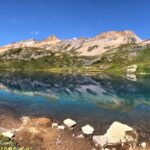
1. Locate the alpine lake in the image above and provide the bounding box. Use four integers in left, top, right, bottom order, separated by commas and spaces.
0, 71, 149, 138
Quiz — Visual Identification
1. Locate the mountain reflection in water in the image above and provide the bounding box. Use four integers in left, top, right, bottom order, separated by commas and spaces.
0, 71, 150, 134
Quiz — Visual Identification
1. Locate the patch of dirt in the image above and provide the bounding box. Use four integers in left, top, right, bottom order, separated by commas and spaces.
0, 105, 21, 129
15, 128, 93, 150
14, 116, 93, 150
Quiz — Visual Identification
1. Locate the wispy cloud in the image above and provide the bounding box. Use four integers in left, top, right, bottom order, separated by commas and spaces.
30, 31, 40, 35
73, 37, 77, 40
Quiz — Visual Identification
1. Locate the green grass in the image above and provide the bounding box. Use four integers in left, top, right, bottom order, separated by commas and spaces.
0, 45, 150, 74
91, 44, 150, 74
0, 133, 32, 150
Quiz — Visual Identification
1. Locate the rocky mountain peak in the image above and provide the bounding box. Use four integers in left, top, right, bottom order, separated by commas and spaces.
0, 30, 145, 56
43, 35, 60, 42
94, 30, 142, 43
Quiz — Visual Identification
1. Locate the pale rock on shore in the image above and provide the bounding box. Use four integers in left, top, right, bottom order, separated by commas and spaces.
81, 124, 95, 135
63, 118, 77, 128
93, 121, 138, 148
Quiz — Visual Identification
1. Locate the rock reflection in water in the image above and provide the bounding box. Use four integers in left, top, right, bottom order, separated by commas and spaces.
0, 71, 150, 111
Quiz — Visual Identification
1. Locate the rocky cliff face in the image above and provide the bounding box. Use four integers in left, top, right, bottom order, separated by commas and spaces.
0, 30, 143, 57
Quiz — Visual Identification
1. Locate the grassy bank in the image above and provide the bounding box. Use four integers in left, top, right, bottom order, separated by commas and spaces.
0, 45, 150, 75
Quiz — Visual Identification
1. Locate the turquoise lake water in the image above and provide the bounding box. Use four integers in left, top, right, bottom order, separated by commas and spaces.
0, 71, 150, 135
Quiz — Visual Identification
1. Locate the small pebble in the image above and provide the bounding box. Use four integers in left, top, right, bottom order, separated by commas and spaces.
57, 125, 65, 130
141, 142, 146, 148
52, 123, 58, 128
76, 134, 84, 139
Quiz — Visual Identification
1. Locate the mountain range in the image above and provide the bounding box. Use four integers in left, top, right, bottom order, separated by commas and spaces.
0, 30, 150, 73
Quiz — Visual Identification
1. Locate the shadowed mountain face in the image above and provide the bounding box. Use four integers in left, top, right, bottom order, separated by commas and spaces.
0, 71, 150, 134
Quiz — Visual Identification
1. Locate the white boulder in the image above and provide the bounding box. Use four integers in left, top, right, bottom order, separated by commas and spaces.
63, 118, 77, 128
81, 124, 95, 135
2, 131, 14, 138
93, 121, 138, 148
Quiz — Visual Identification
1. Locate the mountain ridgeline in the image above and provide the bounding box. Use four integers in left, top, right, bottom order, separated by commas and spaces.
0, 30, 150, 73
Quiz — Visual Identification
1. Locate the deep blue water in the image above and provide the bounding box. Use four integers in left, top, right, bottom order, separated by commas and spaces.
0, 71, 150, 134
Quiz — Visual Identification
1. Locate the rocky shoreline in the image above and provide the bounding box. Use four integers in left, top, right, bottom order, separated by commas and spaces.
0, 108, 150, 150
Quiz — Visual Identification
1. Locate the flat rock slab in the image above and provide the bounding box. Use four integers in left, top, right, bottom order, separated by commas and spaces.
63, 118, 77, 128
81, 124, 94, 135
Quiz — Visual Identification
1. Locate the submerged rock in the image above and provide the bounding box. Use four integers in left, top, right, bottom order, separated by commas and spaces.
93, 121, 138, 148
63, 118, 77, 128
81, 124, 95, 135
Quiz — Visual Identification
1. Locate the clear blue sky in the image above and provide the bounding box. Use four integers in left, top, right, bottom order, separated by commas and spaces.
0, 0, 149, 45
